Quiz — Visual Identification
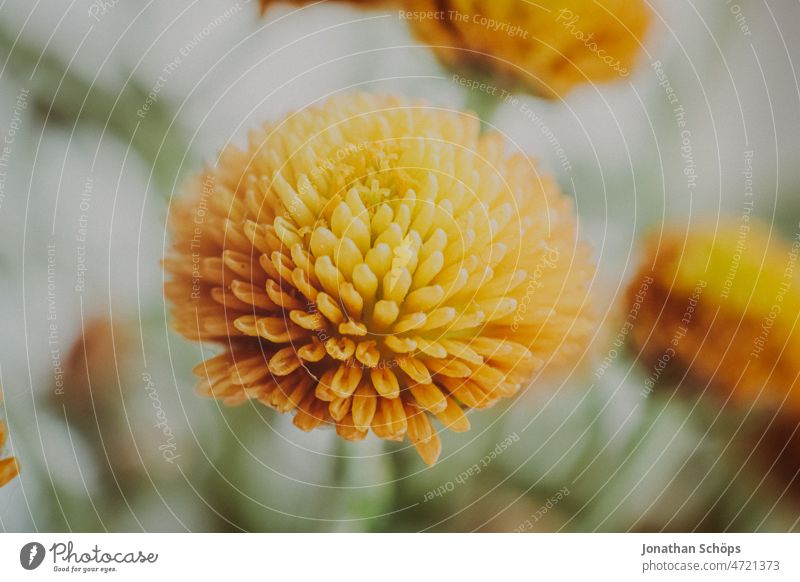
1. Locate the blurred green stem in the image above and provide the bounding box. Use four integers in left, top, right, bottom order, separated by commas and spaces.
0, 23, 192, 198
331, 436, 349, 487
464, 82, 502, 129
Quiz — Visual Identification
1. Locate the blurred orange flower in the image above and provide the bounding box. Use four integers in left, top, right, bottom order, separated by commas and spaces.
628, 220, 800, 413
260, 0, 651, 98
0, 419, 19, 488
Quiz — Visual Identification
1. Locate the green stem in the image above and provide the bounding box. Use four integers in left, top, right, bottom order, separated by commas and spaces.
330, 436, 350, 487
464, 81, 503, 129
0, 23, 192, 198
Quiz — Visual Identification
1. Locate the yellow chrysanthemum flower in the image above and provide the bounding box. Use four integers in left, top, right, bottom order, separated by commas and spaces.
628, 220, 800, 413
260, 0, 650, 98
165, 93, 594, 464
0, 420, 19, 488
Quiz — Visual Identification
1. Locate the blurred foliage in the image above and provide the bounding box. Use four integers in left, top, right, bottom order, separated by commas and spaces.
0, 21, 192, 197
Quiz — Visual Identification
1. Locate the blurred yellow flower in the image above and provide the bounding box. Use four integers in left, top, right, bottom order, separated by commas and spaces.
0, 420, 19, 488
628, 220, 800, 413
165, 92, 594, 464
260, 0, 651, 98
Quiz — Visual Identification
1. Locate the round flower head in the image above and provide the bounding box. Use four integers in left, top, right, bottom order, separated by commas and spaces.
260, 0, 651, 98
627, 220, 800, 414
165, 93, 594, 464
